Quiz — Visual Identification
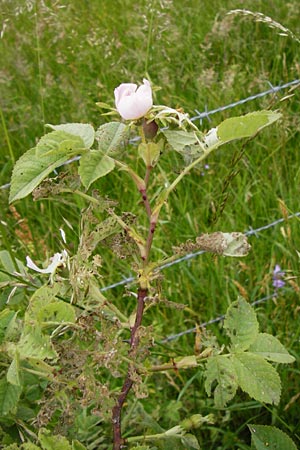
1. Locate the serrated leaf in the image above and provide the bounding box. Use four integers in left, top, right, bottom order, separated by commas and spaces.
249, 333, 295, 364
217, 110, 281, 143
224, 298, 259, 351
0, 378, 22, 415
47, 123, 95, 148
95, 122, 127, 155
205, 355, 238, 408
38, 428, 72, 450
248, 424, 297, 450
79, 151, 115, 189
9, 134, 82, 203
232, 352, 281, 404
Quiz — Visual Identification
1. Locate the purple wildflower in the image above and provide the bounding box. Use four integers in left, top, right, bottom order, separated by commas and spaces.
272, 264, 286, 289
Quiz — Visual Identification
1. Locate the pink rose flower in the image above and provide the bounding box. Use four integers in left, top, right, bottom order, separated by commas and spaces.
114, 79, 153, 120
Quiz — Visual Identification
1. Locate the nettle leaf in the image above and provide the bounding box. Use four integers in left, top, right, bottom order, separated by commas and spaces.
249, 424, 297, 450
79, 151, 115, 189
204, 355, 238, 408
0, 378, 22, 415
217, 110, 281, 143
95, 121, 127, 155
249, 333, 295, 364
224, 298, 259, 351
232, 352, 281, 404
47, 123, 95, 148
9, 131, 84, 203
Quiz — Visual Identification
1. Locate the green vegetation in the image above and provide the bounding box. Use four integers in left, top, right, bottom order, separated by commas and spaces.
1, 1, 300, 449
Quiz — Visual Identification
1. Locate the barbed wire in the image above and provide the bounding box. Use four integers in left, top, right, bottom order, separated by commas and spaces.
191, 78, 300, 124
100, 211, 300, 292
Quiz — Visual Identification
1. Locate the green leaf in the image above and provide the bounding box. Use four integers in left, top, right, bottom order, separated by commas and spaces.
22, 443, 42, 450
232, 352, 281, 404
249, 333, 295, 364
38, 428, 72, 450
72, 441, 87, 450
0, 250, 26, 275
79, 151, 115, 189
7, 351, 22, 386
27, 285, 76, 325
95, 121, 127, 155
224, 298, 259, 351
248, 424, 297, 450
36, 131, 84, 157
0, 378, 22, 415
181, 434, 200, 449
204, 355, 238, 408
9, 131, 84, 203
162, 129, 204, 162
0, 309, 17, 344
24, 357, 55, 379
217, 110, 281, 143
47, 123, 95, 148
138, 142, 161, 166
17, 324, 57, 360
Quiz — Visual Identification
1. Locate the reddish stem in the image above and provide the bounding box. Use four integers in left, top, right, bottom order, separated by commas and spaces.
112, 287, 148, 450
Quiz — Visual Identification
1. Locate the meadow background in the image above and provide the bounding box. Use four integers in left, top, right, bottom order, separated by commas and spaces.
0, 0, 300, 448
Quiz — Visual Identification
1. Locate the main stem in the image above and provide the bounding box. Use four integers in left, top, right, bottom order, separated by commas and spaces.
112, 287, 148, 449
